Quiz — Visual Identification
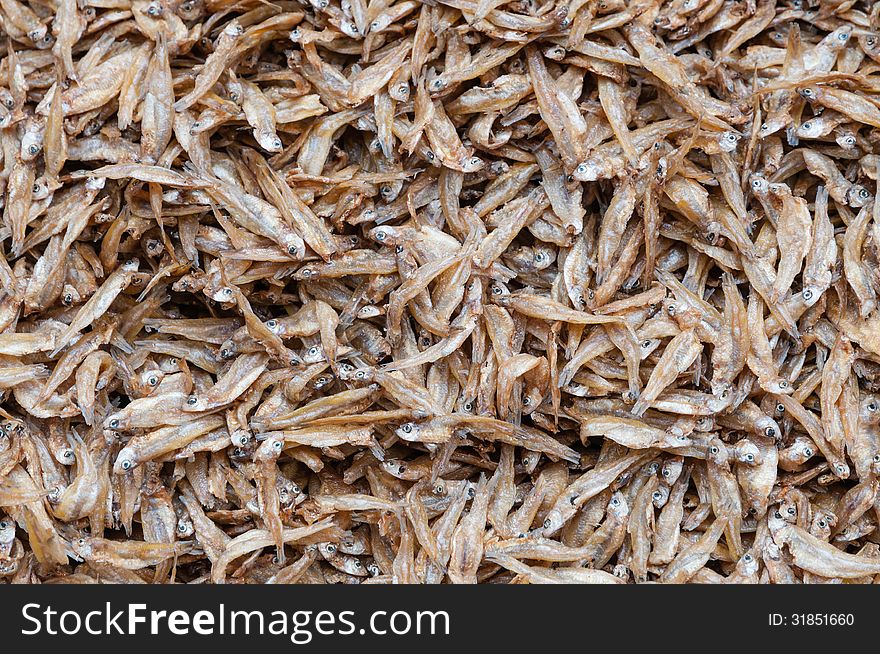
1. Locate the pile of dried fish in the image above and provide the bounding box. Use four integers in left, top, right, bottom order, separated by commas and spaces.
2, 0, 880, 585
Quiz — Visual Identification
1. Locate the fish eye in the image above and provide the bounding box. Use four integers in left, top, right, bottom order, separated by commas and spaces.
187, 395, 198, 405
463, 401, 473, 411
610, 497, 620, 507
743, 554, 753, 562
534, 251, 547, 262
760, 123, 769, 132
787, 507, 796, 515
576, 163, 588, 174
237, 433, 249, 446
397, 464, 406, 474
873, 454, 880, 463
467, 486, 476, 499
266, 319, 277, 329
222, 287, 233, 296
745, 454, 754, 462
273, 440, 283, 450
178, 522, 188, 532
642, 340, 651, 348
838, 32, 848, 40
804, 448, 813, 457
776, 403, 785, 413
491, 285, 503, 295
818, 519, 827, 528
801, 122, 811, 130
121, 459, 132, 470
836, 464, 846, 473
667, 304, 676, 316
662, 468, 670, 477
63, 293, 73, 305
721, 389, 730, 398
802, 288, 813, 300
395, 245, 404, 254
148, 376, 158, 386
0, 521, 6, 529
374, 229, 386, 241
355, 370, 366, 379
778, 380, 789, 388
869, 402, 878, 412
542, 518, 552, 529
326, 543, 337, 553
27, 144, 39, 155
287, 244, 298, 255
764, 426, 776, 437
109, 419, 120, 429
308, 346, 320, 356
400, 423, 413, 433
652, 491, 662, 501
469, 157, 481, 166
709, 446, 719, 454
860, 188, 869, 198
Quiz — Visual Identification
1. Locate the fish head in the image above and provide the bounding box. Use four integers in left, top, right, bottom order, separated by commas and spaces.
184, 393, 209, 412
223, 21, 244, 37
733, 439, 762, 466
800, 284, 822, 307
706, 438, 730, 466
795, 119, 824, 139
607, 491, 629, 520
20, 131, 43, 162
651, 484, 670, 509
828, 25, 852, 50
846, 184, 871, 208
0, 516, 14, 545
572, 160, 604, 182
395, 422, 420, 442
809, 511, 834, 540
256, 436, 284, 460
735, 551, 759, 576
112, 446, 137, 474
460, 155, 485, 173
175, 515, 194, 538
756, 416, 781, 441
380, 459, 408, 477
796, 86, 817, 102
69, 535, 93, 560
661, 456, 684, 484
301, 344, 326, 364
789, 437, 815, 464
718, 131, 740, 152
104, 413, 126, 432
255, 128, 283, 153
836, 132, 858, 152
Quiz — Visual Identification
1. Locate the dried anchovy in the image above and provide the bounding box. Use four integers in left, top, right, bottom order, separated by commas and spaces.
1, 0, 880, 585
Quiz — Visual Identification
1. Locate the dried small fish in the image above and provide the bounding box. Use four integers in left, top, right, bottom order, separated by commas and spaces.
0, 0, 877, 587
